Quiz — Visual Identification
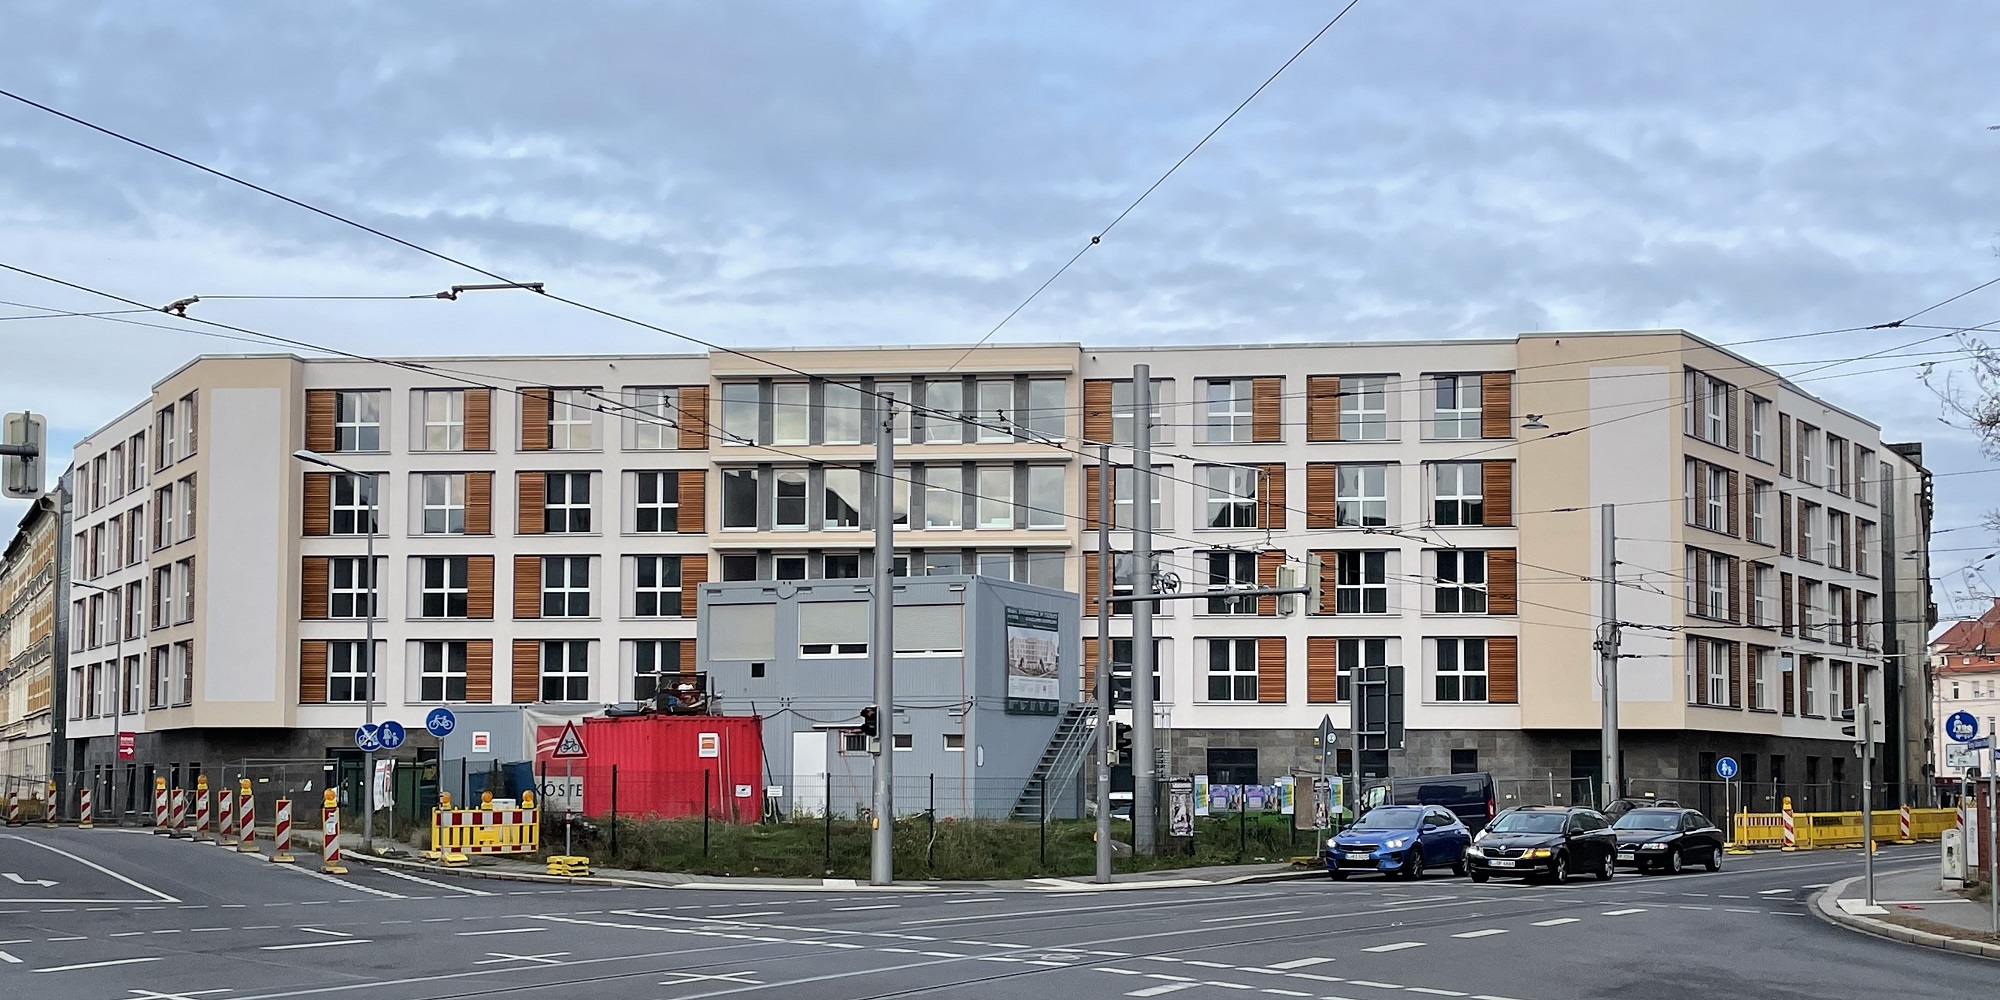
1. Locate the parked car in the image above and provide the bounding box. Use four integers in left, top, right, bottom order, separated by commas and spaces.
1357, 772, 1499, 834
1603, 796, 1681, 821
1465, 806, 1617, 883
1324, 805, 1471, 880
1611, 808, 1725, 874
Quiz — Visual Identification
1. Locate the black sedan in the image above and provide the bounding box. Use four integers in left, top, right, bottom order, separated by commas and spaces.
1465, 806, 1617, 883
1611, 808, 1725, 874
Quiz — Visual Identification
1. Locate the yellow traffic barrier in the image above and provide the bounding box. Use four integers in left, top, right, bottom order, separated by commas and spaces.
546, 855, 591, 877
428, 806, 539, 859
1724, 806, 1958, 850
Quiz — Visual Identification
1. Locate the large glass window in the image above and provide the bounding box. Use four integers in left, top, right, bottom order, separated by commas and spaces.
541, 556, 591, 618
720, 383, 759, 445
923, 379, 964, 444
722, 468, 758, 529
541, 641, 591, 702
1206, 638, 1259, 702
1202, 465, 1258, 529
823, 383, 863, 445
1341, 375, 1388, 440
977, 380, 1014, 442
1206, 551, 1257, 615
823, 468, 862, 529
633, 639, 677, 701
774, 470, 809, 530
1336, 550, 1389, 614
1113, 466, 1163, 531
330, 557, 375, 619
1748, 397, 1769, 459
420, 556, 468, 618
1432, 376, 1481, 439
1436, 550, 1487, 613
772, 382, 808, 445
421, 473, 466, 534
419, 641, 467, 702
634, 556, 682, 617
1204, 379, 1253, 443
328, 641, 372, 703
1337, 464, 1388, 528
1434, 638, 1487, 702
1111, 379, 1164, 446
1026, 466, 1064, 528
549, 389, 595, 450
1028, 379, 1066, 440
331, 473, 379, 535
977, 467, 1014, 529
1433, 464, 1483, 526
923, 466, 963, 529
335, 391, 381, 451
634, 472, 680, 533
631, 386, 677, 449
545, 472, 592, 533
422, 390, 464, 451
875, 381, 913, 443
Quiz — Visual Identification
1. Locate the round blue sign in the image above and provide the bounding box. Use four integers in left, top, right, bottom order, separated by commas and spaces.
354, 724, 381, 751
1715, 756, 1738, 779
425, 707, 457, 738
376, 720, 407, 750
1946, 711, 1981, 743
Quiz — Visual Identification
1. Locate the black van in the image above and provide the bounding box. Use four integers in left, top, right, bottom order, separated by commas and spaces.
1358, 772, 1498, 834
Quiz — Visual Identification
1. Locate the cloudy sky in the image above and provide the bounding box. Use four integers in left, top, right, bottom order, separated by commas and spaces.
3, 1, 1998, 617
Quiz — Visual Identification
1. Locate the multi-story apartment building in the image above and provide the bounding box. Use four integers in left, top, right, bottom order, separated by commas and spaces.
1931, 598, 2000, 781
0, 492, 60, 782
54, 331, 1930, 810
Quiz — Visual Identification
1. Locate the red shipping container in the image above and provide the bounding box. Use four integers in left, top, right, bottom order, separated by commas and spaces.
534, 715, 764, 822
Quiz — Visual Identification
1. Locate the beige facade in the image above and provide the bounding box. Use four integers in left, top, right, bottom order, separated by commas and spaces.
0, 491, 59, 781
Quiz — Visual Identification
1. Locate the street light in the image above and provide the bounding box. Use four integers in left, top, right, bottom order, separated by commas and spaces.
293, 448, 379, 854
71, 579, 124, 823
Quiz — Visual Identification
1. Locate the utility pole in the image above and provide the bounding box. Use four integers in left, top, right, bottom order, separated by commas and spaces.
1131, 365, 1158, 856
870, 394, 897, 886
1597, 503, 1621, 809
1094, 444, 1113, 882
1859, 695, 1875, 907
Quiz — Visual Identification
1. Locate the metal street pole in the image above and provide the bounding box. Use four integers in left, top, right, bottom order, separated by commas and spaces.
1860, 697, 1874, 907
1094, 443, 1113, 883
294, 450, 376, 854
870, 395, 897, 885
1598, 503, 1621, 808
1130, 365, 1157, 856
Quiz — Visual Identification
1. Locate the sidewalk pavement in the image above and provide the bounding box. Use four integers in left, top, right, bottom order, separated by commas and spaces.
1813, 862, 2000, 960
335, 833, 1317, 892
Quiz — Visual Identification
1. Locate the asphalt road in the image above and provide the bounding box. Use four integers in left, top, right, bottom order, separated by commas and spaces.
0, 828, 1989, 1000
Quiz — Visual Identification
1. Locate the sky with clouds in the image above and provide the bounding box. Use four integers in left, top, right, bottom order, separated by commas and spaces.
2, 1, 1998, 616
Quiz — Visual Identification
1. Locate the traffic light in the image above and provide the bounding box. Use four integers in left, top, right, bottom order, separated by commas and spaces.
1839, 708, 1856, 737
1114, 720, 1133, 765
1306, 553, 1324, 615
859, 705, 878, 738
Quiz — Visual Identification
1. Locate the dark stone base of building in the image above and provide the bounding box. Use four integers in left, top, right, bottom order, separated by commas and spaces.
55, 728, 445, 821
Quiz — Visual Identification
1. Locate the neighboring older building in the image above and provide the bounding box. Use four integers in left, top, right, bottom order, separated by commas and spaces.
1930, 598, 2000, 781
1878, 442, 1934, 798
1, 493, 60, 782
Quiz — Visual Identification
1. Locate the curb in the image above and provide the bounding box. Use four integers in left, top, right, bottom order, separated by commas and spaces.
1810, 875, 2000, 961
346, 851, 664, 889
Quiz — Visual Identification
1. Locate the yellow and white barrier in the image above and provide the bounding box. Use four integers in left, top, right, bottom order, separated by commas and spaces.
320, 789, 346, 875
1733, 803, 1957, 851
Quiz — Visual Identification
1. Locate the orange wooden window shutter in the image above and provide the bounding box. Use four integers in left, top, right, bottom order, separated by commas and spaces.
464, 389, 492, 451
298, 640, 328, 704
305, 390, 337, 453
1481, 461, 1514, 527
465, 472, 493, 535
302, 472, 332, 536
1256, 636, 1287, 704
681, 554, 707, 618
1083, 380, 1114, 443
300, 556, 329, 620
678, 470, 706, 533
1486, 637, 1518, 704
1306, 464, 1337, 529
511, 640, 540, 704
1256, 550, 1283, 616
517, 472, 546, 535
679, 639, 698, 676
465, 641, 494, 703
1083, 637, 1100, 694
466, 556, 495, 620
1083, 552, 1101, 616
1306, 375, 1341, 442
1487, 549, 1518, 615
1085, 465, 1105, 531
513, 555, 541, 619
677, 385, 709, 450
1479, 372, 1513, 439
1258, 463, 1287, 530
519, 388, 552, 451
1251, 377, 1283, 443
1306, 636, 1339, 703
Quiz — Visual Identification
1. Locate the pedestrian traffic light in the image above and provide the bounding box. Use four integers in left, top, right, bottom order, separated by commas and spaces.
1306, 553, 1324, 615
859, 705, 879, 738
1114, 720, 1133, 765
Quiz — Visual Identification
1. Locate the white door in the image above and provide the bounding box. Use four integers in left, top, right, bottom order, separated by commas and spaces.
792, 731, 829, 817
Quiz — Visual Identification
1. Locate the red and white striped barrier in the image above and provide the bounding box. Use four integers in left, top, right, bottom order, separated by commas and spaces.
271, 798, 295, 863
45, 781, 58, 828
194, 782, 212, 842
170, 787, 188, 837
217, 787, 235, 845
78, 787, 94, 829
4, 789, 20, 826
320, 789, 345, 874
237, 781, 257, 853
1898, 803, 1914, 843
1780, 796, 1797, 851
152, 779, 169, 831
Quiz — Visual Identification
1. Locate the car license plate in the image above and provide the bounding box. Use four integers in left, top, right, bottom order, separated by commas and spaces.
1345, 852, 1372, 861
1617, 852, 1636, 861
1488, 859, 1516, 868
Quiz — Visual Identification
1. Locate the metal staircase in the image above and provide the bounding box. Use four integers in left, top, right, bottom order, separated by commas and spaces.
1010, 704, 1095, 820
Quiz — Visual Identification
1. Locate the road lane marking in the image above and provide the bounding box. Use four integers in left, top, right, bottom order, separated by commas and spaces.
1758, 888, 1791, 895
33, 957, 164, 973
261, 940, 370, 951
1380, 896, 1457, 906
375, 868, 495, 896
1451, 929, 1507, 939
1602, 908, 1647, 916
473, 952, 570, 966
1406, 990, 1467, 997
714, 911, 784, 919
0, 951, 19, 964
1127, 986, 1194, 997
1267, 957, 1334, 970
1530, 918, 1579, 926
947, 897, 1004, 904
456, 928, 545, 937
1361, 942, 1425, 953
832, 904, 900, 911
1350, 980, 1405, 988
1200, 910, 1302, 923
271, 864, 405, 900
298, 928, 353, 938
1, 835, 179, 902
1185, 960, 1234, 968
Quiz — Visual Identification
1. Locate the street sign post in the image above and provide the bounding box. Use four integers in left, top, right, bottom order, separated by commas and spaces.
1946, 711, 1981, 744
1716, 756, 1739, 826
425, 707, 456, 739
354, 725, 381, 752
1715, 756, 1738, 779
551, 722, 588, 858
376, 720, 407, 750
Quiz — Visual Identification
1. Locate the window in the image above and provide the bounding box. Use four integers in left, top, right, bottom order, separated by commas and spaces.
1797, 426, 1817, 485
1706, 552, 1729, 619
1436, 550, 1487, 613
632, 639, 678, 701
125, 581, 143, 639
1856, 521, 1875, 575
1801, 580, 1821, 639
634, 556, 682, 617
106, 517, 121, 570
330, 474, 379, 535
923, 379, 965, 444
1202, 465, 1257, 529
875, 381, 913, 443
1749, 647, 1771, 710
334, 390, 382, 451
151, 567, 171, 628
542, 556, 591, 617
772, 382, 808, 445
1705, 465, 1727, 530
328, 641, 374, 703
87, 595, 103, 648
1105, 638, 1165, 703
175, 557, 193, 621
1026, 550, 1063, 588
1112, 465, 1165, 531
126, 513, 143, 567
1329, 550, 1390, 614
420, 557, 468, 618
630, 387, 677, 449
1112, 379, 1165, 446
549, 389, 595, 450
1749, 480, 1770, 543
1432, 463, 1483, 526
108, 446, 124, 497
824, 468, 862, 529
1856, 447, 1876, 504
1826, 434, 1845, 493
156, 405, 176, 468
634, 472, 680, 532
1206, 638, 1259, 701
720, 383, 759, 445
154, 485, 175, 548
775, 555, 807, 581
977, 380, 1013, 442
1206, 551, 1258, 615
1432, 375, 1481, 439
91, 524, 106, 577
1858, 594, 1879, 650
1707, 641, 1731, 706
1800, 657, 1820, 716
545, 472, 592, 533
1750, 565, 1771, 626
722, 554, 758, 581
1704, 379, 1727, 445
922, 551, 962, 576
330, 556, 375, 619
944, 733, 966, 751
128, 433, 146, 489
147, 648, 167, 709
1800, 502, 1820, 561
1026, 466, 1064, 528
92, 455, 107, 508
1336, 464, 1388, 527
825, 553, 862, 579
420, 474, 466, 534
977, 467, 1013, 529
923, 466, 963, 529
1204, 379, 1254, 443
421, 390, 464, 450
1028, 379, 1066, 440
170, 641, 192, 705
541, 641, 591, 701
722, 468, 758, 529
1434, 638, 1488, 702
179, 392, 197, 456
822, 383, 863, 445
1748, 397, 1769, 458
1341, 375, 1389, 440
419, 641, 468, 702
774, 469, 809, 529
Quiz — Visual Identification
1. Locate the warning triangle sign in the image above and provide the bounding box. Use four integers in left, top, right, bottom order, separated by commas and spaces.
552, 721, 588, 759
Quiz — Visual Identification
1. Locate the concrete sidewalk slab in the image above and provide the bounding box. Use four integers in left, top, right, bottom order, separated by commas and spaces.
1812, 867, 2000, 960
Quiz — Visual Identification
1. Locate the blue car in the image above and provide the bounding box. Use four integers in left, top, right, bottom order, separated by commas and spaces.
1323, 805, 1472, 880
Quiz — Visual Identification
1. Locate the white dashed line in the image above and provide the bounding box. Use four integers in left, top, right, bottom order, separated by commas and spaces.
1531, 917, 1579, 926
1451, 929, 1507, 939
1602, 908, 1647, 916
32, 957, 163, 973
1360, 942, 1425, 953
832, 904, 899, 912
261, 939, 369, 951
1200, 910, 1302, 923
1267, 957, 1334, 970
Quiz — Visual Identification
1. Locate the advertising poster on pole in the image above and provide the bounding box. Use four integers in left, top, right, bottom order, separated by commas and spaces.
371, 759, 394, 811
1194, 774, 1211, 816
1003, 607, 1061, 716
1311, 777, 1332, 829
1168, 779, 1195, 837
1277, 776, 1296, 816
